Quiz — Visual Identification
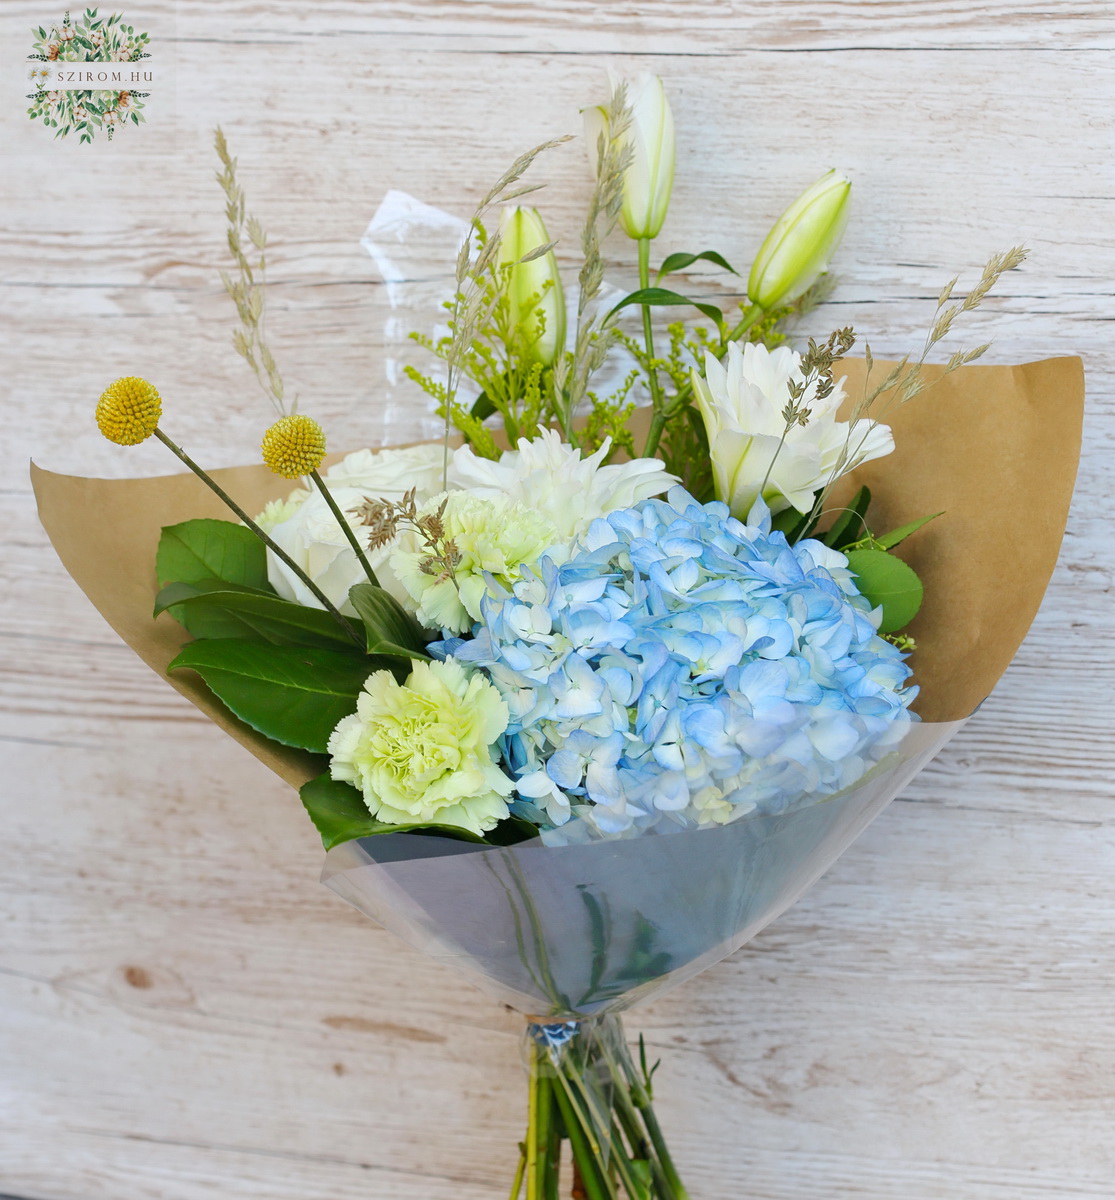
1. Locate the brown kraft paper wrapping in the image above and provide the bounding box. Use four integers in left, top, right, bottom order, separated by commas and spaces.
31, 355, 1084, 789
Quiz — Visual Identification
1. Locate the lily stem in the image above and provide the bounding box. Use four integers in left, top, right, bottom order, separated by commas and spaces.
641, 299, 767, 460
508, 1146, 527, 1200
152, 428, 363, 646
638, 236, 667, 459
526, 1047, 542, 1200
726, 303, 765, 346
613, 1037, 689, 1200
548, 1062, 616, 1200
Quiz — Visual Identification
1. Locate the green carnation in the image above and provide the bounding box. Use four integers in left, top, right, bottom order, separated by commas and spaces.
390, 491, 560, 634
327, 658, 514, 836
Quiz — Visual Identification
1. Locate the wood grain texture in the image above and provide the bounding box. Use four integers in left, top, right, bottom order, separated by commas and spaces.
2, 2, 1113, 1197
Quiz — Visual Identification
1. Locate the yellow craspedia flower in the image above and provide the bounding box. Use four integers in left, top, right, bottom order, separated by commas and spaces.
96, 376, 162, 446
261, 414, 327, 479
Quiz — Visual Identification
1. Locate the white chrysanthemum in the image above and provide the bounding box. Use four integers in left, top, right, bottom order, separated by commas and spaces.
263, 442, 448, 612
254, 496, 301, 534
692, 341, 894, 518
449, 428, 676, 542
390, 491, 560, 634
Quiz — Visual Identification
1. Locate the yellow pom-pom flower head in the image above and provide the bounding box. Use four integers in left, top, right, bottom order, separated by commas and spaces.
261, 414, 327, 479
96, 376, 162, 446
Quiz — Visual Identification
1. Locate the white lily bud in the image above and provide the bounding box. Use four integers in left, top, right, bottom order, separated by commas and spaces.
498, 206, 566, 367
748, 170, 851, 311
584, 72, 676, 241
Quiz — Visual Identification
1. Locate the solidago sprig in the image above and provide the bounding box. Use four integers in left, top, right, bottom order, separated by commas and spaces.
438, 134, 573, 486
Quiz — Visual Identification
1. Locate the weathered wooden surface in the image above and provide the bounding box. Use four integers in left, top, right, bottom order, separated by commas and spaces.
2, 2, 1113, 1197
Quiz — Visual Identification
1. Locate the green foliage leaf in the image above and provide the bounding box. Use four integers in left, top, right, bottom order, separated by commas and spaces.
300, 772, 486, 850
156, 581, 363, 650
470, 389, 497, 421
168, 639, 375, 753
604, 287, 724, 328
657, 249, 740, 280
875, 510, 944, 550
484, 816, 542, 846
845, 548, 924, 634
772, 504, 822, 544
155, 579, 265, 639
821, 485, 872, 549
348, 582, 430, 660
156, 519, 270, 591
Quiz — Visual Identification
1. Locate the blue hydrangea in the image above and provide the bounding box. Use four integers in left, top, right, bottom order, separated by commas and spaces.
443, 487, 916, 838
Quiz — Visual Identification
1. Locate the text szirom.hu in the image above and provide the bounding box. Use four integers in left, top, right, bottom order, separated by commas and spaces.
29, 63, 157, 91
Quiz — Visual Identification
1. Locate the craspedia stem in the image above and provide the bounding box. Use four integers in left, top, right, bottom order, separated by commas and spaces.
309, 469, 381, 590
260, 414, 381, 587
151, 428, 363, 646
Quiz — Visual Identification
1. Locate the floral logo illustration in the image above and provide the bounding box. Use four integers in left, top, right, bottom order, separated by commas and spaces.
26, 8, 151, 143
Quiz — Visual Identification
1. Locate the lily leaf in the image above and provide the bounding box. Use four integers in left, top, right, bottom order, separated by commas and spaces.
156, 518, 270, 591
657, 249, 740, 280
604, 287, 724, 328
821, 486, 872, 550
300, 772, 486, 850
156, 582, 363, 650
348, 582, 430, 660
845, 548, 924, 634
168, 639, 376, 753
875, 511, 944, 551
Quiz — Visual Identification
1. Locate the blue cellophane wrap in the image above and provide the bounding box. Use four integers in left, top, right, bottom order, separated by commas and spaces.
323, 718, 963, 1018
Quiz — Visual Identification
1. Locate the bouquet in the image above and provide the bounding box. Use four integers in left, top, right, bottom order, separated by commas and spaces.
34, 73, 1083, 1198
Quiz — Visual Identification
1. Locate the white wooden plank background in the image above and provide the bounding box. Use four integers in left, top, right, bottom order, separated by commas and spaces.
2, 2, 1113, 1197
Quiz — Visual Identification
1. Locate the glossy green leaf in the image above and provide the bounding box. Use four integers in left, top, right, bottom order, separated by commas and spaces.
168, 639, 374, 753
156, 582, 363, 649
470, 389, 497, 420
348, 582, 430, 659
875, 510, 944, 550
845, 548, 924, 634
604, 287, 724, 328
300, 772, 486, 850
821, 485, 872, 549
156, 519, 270, 590
155, 579, 266, 640
484, 816, 542, 846
657, 249, 740, 280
